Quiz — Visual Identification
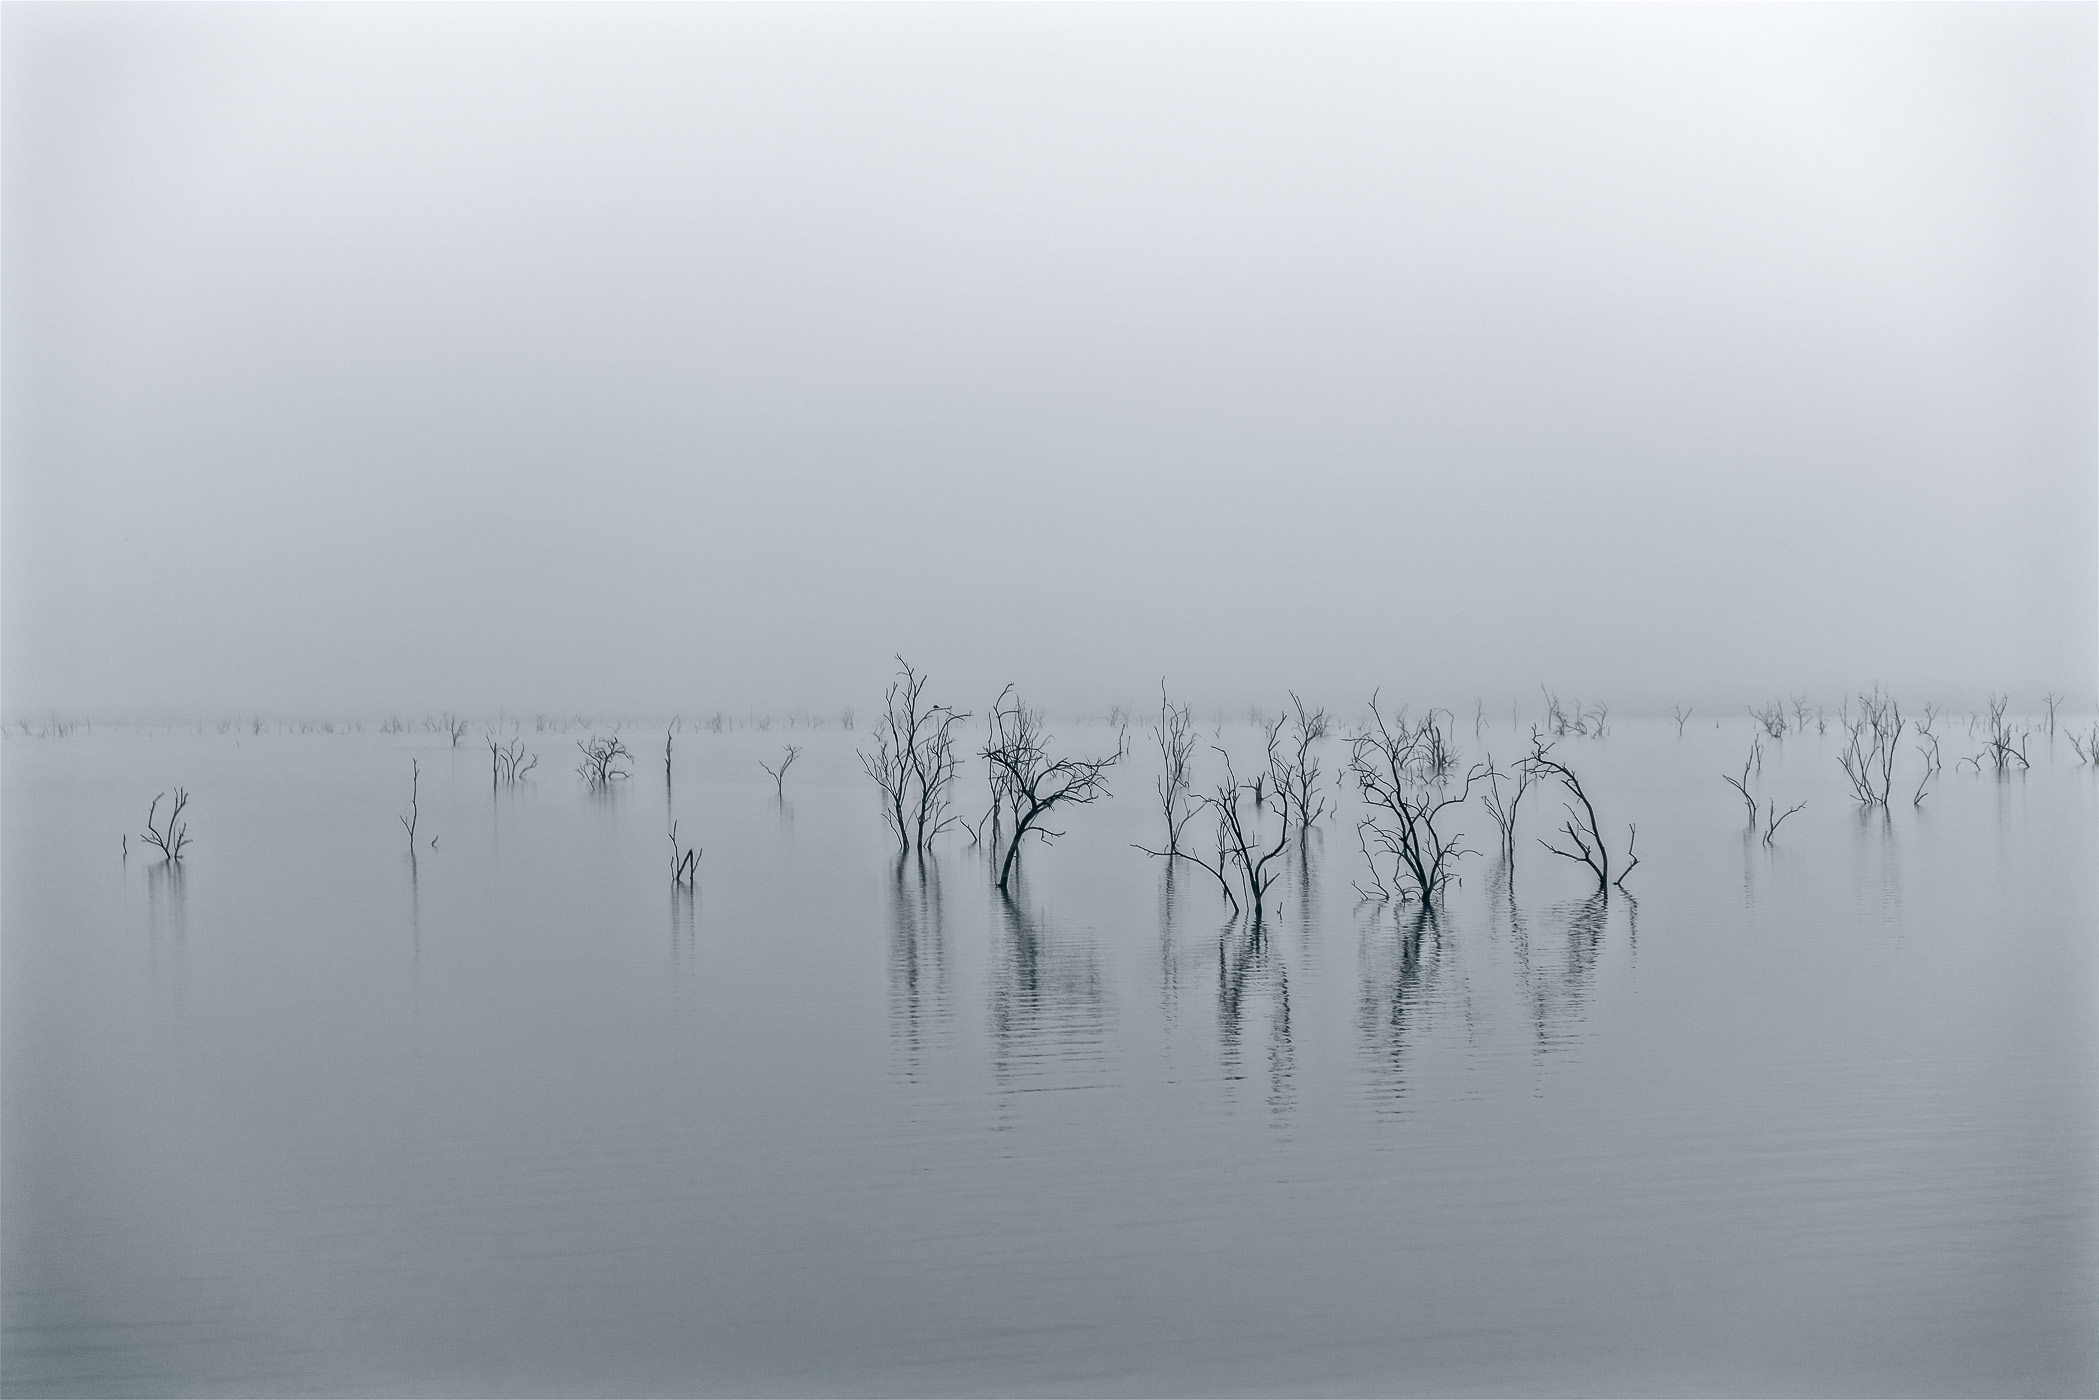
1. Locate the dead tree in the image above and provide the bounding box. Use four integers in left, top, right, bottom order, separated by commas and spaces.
1762, 799, 1806, 846
1209, 749, 1291, 922
1912, 711, 1941, 805
1272, 692, 1331, 838
1524, 743, 1635, 894
1347, 699, 1483, 904
1837, 688, 1903, 804
487, 734, 538, 787
1151, 683, 1199, 856
141, 789, 192, 862
577, 732, 633, 788
399, 761, 420, 852
2067, 723, 2099, 766
1790, 694, 1813, 734
1542, 687, 1577, 738
668, 822, 700, 887
981, 685, 1122, 894
1722, 744, 1760, 826
443, 713, 470, 748
1749, 700, 1788, 739
759, 745, 801, 797
1671, 705, 1693, 737
1249, 713, 1285, 808
1480, 736, 1536, 863
2042, 692, 2063, 736
860, 657, 970, 854
1965, 693, 2031, 774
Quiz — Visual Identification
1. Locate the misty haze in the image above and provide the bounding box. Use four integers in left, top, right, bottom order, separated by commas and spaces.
3, 5, 2094, 1398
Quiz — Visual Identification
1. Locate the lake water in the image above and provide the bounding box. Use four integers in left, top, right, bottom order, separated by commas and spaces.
4, 714, 2095, 1396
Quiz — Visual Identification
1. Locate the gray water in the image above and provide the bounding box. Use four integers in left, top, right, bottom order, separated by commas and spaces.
4, 717, 2095, 1397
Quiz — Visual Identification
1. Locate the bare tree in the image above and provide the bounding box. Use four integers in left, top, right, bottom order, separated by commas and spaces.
1525, 741, 1636, 894
1789, 693, 1813, 735
1960, 693, 2032, 775
1272, 692, 1331, 838
399, 761, 420, 852
1671, 705, 1693, 737
1749, 700, 1788, 739
981, 685, 1122, 894
577, 732, 633, 788
1837, 688, 1904, 805
1138, 743, 1293, 923
1911, 709, 1941, 805
668, 822, 700, 887
1722, 743, 1760, 826
1209, 749, 1291, 922
1347, 699, 1483, 904
1542, 687, 1577, 737
1762, 799, 1806, 845
1151, 683, 1199, 856
1480, 734, 1538, 864
760, 745, 801, 797
141, 789, 192, 862
487, 734, 538, 787
860, 657, 970, 855
443, 712, 470, 748
2042, 691, 2063, 736
1248, 712, 1285, 809
2068, 722, 2099, 766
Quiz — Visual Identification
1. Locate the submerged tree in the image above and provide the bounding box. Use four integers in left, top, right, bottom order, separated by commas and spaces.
668, 821, 700, 887
1481, 735, 1539, 864
1272, 692, 1331, 838
1151, 683, 1199, 856
488, 733, 538, 787
1137, 743, 1292, 925
1524, 738, 1636, 894
1837, 688, 1904, 804
760, 745, 801, 798
980, 685, 1123, 895
860, 657, 970, 855
577, 732, 633, 788
141, 789, 193, 863
1347, 699, 1484, 904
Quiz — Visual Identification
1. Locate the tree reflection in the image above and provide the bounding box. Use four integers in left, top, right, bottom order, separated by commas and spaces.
887, 855, 952, 1083
989, 885, 1108, 1103
1217, 917, 1294, 1118
1357, 902, 1442, 1104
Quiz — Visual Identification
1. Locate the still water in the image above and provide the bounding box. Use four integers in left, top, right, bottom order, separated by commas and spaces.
4, 717, 2094, 1396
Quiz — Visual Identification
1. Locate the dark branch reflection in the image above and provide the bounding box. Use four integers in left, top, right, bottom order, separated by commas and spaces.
989, 885, 1109, 1105
1217, 918, 1294, 1118
146, 861, 188, 1029
669, 884, 697, 1005
1357, 902, 1443, 1106
887, 856, 953, 1083
1525, 892, 1610, 1055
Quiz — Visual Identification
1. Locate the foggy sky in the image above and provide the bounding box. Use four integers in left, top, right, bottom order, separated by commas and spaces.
5, 3, 2093, 719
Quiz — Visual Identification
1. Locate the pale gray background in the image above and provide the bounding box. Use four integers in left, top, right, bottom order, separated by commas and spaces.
5, 3, 2093, 718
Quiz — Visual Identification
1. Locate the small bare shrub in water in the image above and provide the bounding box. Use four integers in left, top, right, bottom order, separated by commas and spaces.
577, 733, 633, 788
141, 789, 193, 862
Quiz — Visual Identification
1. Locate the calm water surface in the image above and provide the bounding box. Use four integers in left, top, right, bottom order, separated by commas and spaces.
4, 718, 2094, 1396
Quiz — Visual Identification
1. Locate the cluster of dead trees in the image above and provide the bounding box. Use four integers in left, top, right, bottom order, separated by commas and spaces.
1136, 690, 1330, 923
858, 659, 1127, 895
852, 663, 1641, 921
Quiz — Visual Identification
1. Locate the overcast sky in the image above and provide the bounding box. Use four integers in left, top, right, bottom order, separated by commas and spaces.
4, 3, 2092, 719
